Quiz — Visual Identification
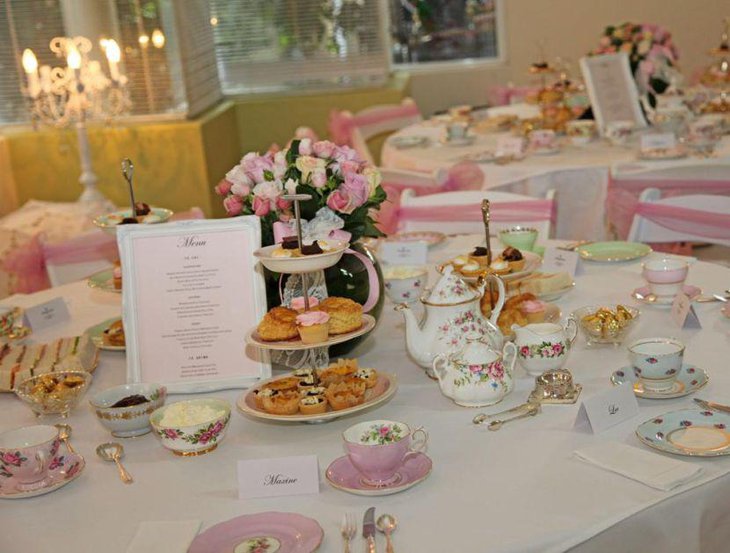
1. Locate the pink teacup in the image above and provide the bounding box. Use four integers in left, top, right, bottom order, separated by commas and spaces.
642, 258, 689, 298
528, 129, 557, 150
343, 420, 428, 487
0, 425, 60, 491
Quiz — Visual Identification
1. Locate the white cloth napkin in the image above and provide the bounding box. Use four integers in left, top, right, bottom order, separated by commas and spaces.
574, 441, 703, 491
125, 520, 202, 553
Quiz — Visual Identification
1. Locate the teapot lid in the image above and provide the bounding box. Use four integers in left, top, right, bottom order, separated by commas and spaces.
427, 265, 480, 304
458, 332, 499, 364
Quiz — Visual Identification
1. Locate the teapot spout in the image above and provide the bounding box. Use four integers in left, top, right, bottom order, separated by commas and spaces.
395, 303, 426, 364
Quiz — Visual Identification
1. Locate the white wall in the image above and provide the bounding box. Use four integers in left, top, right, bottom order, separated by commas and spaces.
403, 0, 729, 115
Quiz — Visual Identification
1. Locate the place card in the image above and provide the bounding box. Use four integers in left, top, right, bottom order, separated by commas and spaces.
117, 218, 270, 393
379, 241, 428, 266
574, 383, 639, 434
671, 292, 701, 329
22, 297, 70, 332
541, 247, 581, 278
495, 136, 525, 157
640, 132, 676, 151
237, 455, 319, 499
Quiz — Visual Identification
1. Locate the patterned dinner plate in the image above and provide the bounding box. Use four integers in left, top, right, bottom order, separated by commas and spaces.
636, 408, 730, 457
188, 512, 323, 553
577, 241, 652, 262
87, 269, 119, 293
611, 364, 708, 399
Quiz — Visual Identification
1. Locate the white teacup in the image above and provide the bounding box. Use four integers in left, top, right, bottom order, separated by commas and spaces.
605, 120, 635, 146
641, 258, 689, 299
528, 129, 557, 151
565, 120, 596, 146
628, 338, 684, 392
446, 122, 469, 141
383, 266, 428, 305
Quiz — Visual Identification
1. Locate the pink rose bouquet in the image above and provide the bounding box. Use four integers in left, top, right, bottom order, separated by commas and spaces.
215, 139, 386, 245
591, 22, 680, 107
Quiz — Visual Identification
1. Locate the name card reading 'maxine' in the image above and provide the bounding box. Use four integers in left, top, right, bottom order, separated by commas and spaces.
237, 455, 319, 499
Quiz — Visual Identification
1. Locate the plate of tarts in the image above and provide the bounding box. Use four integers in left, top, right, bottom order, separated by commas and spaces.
254, 239, 349, 274
237, 364, 398, 423
440, 248, 541, 283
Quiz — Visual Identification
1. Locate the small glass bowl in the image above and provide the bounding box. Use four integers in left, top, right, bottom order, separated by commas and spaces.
14, 370, 92, 418
572, 305, 640, 346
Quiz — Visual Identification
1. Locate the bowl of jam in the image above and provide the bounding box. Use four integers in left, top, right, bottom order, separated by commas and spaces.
89, 383, 167, 438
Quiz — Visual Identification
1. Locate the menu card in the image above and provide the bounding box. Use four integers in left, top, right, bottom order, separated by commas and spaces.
117, 218, 270, 393
640, 133, 676, 151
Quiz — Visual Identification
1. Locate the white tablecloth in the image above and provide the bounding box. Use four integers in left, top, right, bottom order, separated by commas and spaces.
2, 237, 730, 553
381, 121, 730, 241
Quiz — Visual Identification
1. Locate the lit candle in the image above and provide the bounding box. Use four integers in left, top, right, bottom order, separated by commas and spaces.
151, 29, 165, 49
105, 39, 121, 82
22, 48, 40, 98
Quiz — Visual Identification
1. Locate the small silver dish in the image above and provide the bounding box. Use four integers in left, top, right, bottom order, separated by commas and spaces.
528, 369, 582, 404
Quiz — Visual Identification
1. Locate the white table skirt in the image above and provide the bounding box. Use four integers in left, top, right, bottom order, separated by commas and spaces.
381, 123, 730, 241
2, 237, 730, 553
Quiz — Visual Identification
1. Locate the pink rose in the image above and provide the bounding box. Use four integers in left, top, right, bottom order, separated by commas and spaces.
215, 179, 232, 196
2, 452, 22, 466
225, 164, 253, 188
223, 195, 244, 216
313, 140, 336, 158
298, 138, 313, 156
230, 182, 250, 197
326, 189, 354, 214
241, 153, 274, 183
342, 172, 369, 207
276, 197, 291, 211
334, 159, 361, 175
252, 196, 270, 217
267, 142, 281, 155
332, 144, 361, 163
311, 169, 328, 188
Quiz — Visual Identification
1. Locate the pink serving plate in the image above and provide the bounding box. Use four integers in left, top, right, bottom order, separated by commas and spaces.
326, 452, 432, 496
632, 284, 701, 306
0, 452, 84, 499
188, 512, 323, 553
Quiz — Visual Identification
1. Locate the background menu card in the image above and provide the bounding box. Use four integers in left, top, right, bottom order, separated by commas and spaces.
118, 218, 270, 393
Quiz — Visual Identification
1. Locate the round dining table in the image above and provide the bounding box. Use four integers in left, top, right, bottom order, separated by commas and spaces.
381, 108, 730, 242
2, 235, 730, 553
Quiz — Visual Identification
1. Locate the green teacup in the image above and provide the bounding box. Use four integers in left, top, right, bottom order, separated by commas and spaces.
499, 227, 538, 252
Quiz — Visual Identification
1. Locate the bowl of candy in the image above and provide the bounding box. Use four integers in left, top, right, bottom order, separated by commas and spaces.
14, 371, 92, 418
572, 305, 640, 346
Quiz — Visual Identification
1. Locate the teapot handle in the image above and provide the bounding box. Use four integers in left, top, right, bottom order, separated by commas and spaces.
486, 275, 506, 326
432, 353, 448, 382
565, 315, 578, 347
502, 341, 518, 381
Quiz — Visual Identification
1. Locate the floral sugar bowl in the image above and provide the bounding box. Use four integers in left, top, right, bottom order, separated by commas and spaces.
432, 332, 517, 407
512, 319, 578, 377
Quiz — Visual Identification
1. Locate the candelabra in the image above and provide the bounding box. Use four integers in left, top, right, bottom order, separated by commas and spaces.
21, 36, 131, 203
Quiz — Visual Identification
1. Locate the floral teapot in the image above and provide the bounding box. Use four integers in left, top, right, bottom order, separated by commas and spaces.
396, 266, 505, 378
432, 332, 517, 407
512, 318, 578, 377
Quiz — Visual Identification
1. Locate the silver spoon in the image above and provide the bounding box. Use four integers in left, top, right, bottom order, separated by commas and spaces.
96, 442, 133, 484
488, 403, 540, 431
376, 514, 398, 553
634, 292, 657, 303
473, 402, 532, 425
54, 424, 75, 454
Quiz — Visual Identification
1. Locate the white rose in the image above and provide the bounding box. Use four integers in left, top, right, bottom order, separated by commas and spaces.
284, 178, 299, 196
225, 164, 253, 188
363, 166, 382, 198
273, 151, 288, 179
253, 180, 283, 202
637, 39, 651, 55
295, 155, 326, 182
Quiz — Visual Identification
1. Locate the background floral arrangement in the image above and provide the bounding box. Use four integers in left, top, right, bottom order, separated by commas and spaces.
591, 22, 680, 107
215, 139, 386, 246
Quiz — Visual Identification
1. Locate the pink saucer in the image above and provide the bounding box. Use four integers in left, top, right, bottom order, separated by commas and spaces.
0, 452, 84, 499
632, 284, 701, 306
326, 452, 432, 496
188, 512, 323, 553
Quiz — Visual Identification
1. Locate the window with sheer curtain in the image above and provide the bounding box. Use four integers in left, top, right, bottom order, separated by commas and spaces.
209, 0, 390, 94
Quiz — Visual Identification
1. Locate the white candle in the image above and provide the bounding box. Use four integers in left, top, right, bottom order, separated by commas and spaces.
105, 39, 121, 82
66, 44, 81, 89
22, 48, 40, 98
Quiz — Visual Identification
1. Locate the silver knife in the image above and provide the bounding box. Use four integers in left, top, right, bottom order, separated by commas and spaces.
363, 506, 376, 553
694, 398, 730, 414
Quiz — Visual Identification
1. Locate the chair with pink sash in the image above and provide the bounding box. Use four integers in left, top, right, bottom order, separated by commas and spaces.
328, 98, 422, 164
395, 189, 556, 238
377, 162, 485, 235
627, 188, 730, 248
608, 162, 730, 239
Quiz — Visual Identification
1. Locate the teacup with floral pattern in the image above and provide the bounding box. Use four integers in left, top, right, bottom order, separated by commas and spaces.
0, 425, 60, 490
628, 337, 684, 392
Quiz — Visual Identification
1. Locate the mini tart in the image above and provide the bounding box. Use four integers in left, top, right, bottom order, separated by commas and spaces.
355, 367, 378, 388
296, 373, 320, 393
262, 391, 300, 415
460, 262, 483, 277
300, 386, 326, 398
299, 395, 328, 415
320, 359, 358, 386
325, 378, 367, 410
319, 297, 363, 335
292, 368, 316, 380
489, 259, 510, 276
254, 387, 279, 410
505, 258, 526, 272
469, 247, 490, 267
451, 255, 469, 268
103, 320, 125, 347
264, 376, 300, 392
257, 307, 299, 341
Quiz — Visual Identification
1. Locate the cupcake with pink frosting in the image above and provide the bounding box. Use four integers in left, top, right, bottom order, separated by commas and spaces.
296, 311, 330, 344
290, 296, 320, 313
520, 300, 546, 323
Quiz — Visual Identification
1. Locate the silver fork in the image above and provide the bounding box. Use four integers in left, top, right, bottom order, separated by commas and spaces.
341, 512, 357, 553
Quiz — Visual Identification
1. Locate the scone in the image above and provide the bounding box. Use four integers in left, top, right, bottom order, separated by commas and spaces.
319, 297, 362, 335
103, 320, 125, 347
257, 307, 298, 341
299, 395, 328, 415
262, 391, 300, 415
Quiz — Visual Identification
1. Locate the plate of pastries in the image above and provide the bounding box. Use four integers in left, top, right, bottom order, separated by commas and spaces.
248, 296, 375, 350
481, 291, 561, 338
254, 237, 349, 274
88, 318, 125, 351
93, 203, 173, 235
87, 262, 122, 293
442, 246, 541, 282
237, 359, 397, 423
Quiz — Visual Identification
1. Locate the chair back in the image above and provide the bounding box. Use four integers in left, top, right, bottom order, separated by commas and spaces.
396, 189, 556, 238
43, 230, 118, 287
627, 188, 730, 247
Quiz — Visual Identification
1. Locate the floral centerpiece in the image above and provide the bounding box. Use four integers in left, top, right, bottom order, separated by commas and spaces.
591, 22, 680, 107
215, 139, 386, 247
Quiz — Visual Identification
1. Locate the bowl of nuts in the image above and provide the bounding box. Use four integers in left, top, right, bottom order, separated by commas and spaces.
14, 371, 92, 418
572, 305, 640, 346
